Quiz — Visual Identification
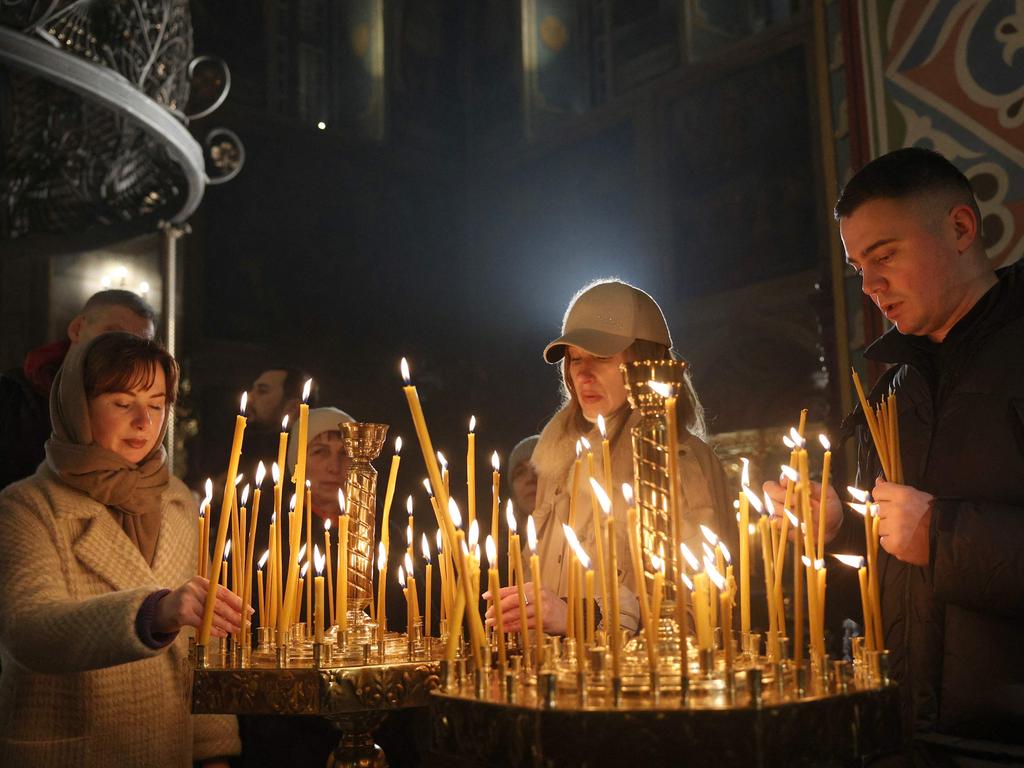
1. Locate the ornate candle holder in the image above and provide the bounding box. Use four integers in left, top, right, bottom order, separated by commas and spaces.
340, 421, 388, 612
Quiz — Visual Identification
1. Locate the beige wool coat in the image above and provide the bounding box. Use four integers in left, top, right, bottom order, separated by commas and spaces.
530, 404, 731, 633
0, 465, 239, 767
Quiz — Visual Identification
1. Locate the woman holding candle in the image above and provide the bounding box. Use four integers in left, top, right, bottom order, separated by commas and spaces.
487, 280, 730, 637
0, 333, 241, 767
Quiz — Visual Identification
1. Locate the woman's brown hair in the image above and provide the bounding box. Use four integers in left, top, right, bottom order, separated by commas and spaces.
83, 333, 179, 404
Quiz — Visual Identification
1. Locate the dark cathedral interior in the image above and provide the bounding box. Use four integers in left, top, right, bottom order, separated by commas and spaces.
1, 1, 1021, 766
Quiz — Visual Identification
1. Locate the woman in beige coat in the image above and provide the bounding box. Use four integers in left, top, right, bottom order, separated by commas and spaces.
0, 333, 242, 767
488, 280, 730, 637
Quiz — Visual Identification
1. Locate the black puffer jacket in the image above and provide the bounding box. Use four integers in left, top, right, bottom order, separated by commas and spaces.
840, 260, 1024, 763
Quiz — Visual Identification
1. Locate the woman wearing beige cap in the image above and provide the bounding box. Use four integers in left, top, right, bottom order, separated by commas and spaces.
487, 279, 730, 637
286, 406, 356, 527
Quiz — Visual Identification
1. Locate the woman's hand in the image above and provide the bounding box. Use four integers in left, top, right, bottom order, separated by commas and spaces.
762, 475, 844, 545
484, 582, 568, 636
153, 576, 245, 637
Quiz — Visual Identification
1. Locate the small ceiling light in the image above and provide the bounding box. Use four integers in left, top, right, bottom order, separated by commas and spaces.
316, 121, 326, 130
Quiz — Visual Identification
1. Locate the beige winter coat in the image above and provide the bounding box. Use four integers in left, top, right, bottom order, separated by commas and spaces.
530, 404, 730, 632
0, 465, 239, 767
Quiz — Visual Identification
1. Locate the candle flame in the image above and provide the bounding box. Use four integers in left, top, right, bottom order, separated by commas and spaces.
597, 413, 607, 438
740, 457, 750, 487
562, 524, 591, 569
400, 357, 410, 383
447, 498, 462, 529
748, 523, 757, 535
398, 565, 405, 587
394, 436, 402, 454
491, 451, 500, 471
281, 415, 289, 431
763, 494, 775, 516
272, 462, 281, 486
700, 525, 719, 546
742, 485, 764, 513
575, 440, 582, 459
789, 427, 805, 447
239, 392, 247, 414
579, 435, 591, 451
377, 541, 387, 571
781, 464, 799, 482
224, 539, 231, 558
435, 529, 442, 552
296, 543, 307, 562
240, 484, 250, 507
847, 486, 870, 502
702, 541, 715, 561
461, 541, 470, 557
785, 508, 799, 527
681, 573, 694, 590
680, 543, 699, 571
324, 518, 332, 533
301, 561, 309, 578
234, 473, 244, 486
421, 533, 431, 562
819, 434, 831, 451
338, 489, 347, 515
467, 519, 479, 550
720, 541, 732, 565
314, 545, 325, 574
782, 435, 795, 450
815, 558, 825, 570
258, 550, 270, 569
847, 501, 869, 517
405, 552, 414, 576
707, 562, 725, 590
589, 477, 612, 514
801, 555, 812, 567
506, 500, 517, 532
306, 479, 311, 489
202, 478, 213, 509
469, 415, 476, 433
436, 450, 447, 469
289, 493, 296, 512
406, 495, 413, 515
526, 515, 538, 552
406, 524, 412, 547
647, 380, 671, 398
422, 478, 433, 496
485, 535, 497, 567
833, 554, 865, 569
255, 461, 266, 487
302, 378, 312, 403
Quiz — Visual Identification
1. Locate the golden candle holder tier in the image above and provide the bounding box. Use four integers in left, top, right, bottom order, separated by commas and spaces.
340, 422, 389, 612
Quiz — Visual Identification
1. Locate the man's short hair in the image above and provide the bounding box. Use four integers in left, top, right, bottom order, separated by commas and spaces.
275, 367, 320, 407
82, 289, 157, 323
834, 147, 981, 222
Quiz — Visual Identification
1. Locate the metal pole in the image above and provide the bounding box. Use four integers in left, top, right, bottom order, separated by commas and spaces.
160, 222, 186, 471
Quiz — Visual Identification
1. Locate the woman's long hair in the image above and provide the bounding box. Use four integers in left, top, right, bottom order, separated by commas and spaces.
558, 339, 707, 440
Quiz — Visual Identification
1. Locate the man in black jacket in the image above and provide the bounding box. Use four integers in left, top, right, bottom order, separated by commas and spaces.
766, 148, 1024, 766
0, 290, 155, 490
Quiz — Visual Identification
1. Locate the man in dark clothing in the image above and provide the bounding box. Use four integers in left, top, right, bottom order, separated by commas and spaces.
766, 148, 1024, 766
0, 290, 156, 490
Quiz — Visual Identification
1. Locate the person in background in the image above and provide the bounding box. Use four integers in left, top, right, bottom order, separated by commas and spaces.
0, 289, 156, 490
508, 434, 540, 520
0, 332, 241, 766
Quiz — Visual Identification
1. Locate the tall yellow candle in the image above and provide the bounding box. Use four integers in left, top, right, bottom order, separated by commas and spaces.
376, 542, 388, 640
467, 416, 477, 525
257, 556, 267, 629
738, 458, 751, 635
324, 519, 334, 626
337, 492, 349, 633
584, 567, 596, 646
276, 415, 289, 486
279, 380, 312, 638
758, 516, 779, 660
490, 451, 500, 546
509, 524, 529, 662
406, 495, 415, 562
422, 534, 433, 639
597, 415, 613, 512
314, 546, 325, 644
399, 566, 412, 640
817, 435, 832, 561
380, 438, 403, 552
526, 515, 545, 667
586, 476, 610, 624
405, 552, 420, 637
485, 536, 506, 669
626, 505, 659, 672
198, 393, 247, 647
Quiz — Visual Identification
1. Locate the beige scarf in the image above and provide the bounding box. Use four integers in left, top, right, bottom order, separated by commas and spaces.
45, 334, 168, 565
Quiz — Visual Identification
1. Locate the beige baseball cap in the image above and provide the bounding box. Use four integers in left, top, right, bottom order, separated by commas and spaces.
543, 280, 672, 363
286, 406, 356, 473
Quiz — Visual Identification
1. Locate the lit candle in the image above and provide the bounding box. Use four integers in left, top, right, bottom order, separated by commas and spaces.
834, 554, 872, 653
467, 416, 477, 525
276, 415, 289, 488
198, 393, 247, 647
708, 563, 733, 669
405, 551, 419, 638
563, 525, 593, 647
490, 451, 501, 547
738, 458, 751, 635
257, 550, 269, 629
818, 435, 832, 561
197, 479, 212, 578
280, 379, 312, 639
376, 541, 387, 640
451, 500, 487, 661
399, 565, 409, 638
508, 508, 529, 662
527, 515, 545, 667
626, 504, 659, 672
406, 495, 415, 562
437, 450, 449, 499
597, 414, 613, 511
221, 539, 231, 593
267, 515, 277, 629
485, 535, 506, 669
313, 546, 325, 644
422, 533, 433, 639
586, 476, 610, 630
381, 437, 403, 552
232, 479, 247, 607
693, 568, 712, 651
336, 491, 348, 633
757, 515, 779, 661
